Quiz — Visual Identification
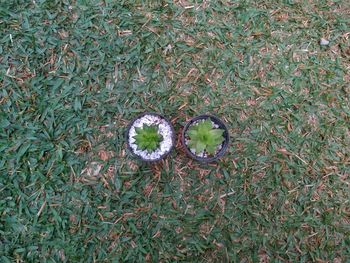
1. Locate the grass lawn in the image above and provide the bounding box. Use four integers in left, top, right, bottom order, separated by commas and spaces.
1, 0, 350, 262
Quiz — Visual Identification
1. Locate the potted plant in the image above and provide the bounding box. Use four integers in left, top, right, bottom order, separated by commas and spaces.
126, 112, 175, 162
181, 115, 229, 162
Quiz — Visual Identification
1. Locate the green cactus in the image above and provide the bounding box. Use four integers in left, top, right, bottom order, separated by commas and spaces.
133, 124, 163, 152
187, 119, 224, 155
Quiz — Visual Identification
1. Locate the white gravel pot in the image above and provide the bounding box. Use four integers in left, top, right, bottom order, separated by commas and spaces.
126, 112, 175, 162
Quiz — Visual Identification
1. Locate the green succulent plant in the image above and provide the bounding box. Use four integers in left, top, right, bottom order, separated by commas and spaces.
133, 124, 163, 152
187, 119, 224, 155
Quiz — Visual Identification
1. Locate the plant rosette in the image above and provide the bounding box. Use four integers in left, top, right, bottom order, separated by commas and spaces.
182, 115, 230, 162
126, 112, 175, 162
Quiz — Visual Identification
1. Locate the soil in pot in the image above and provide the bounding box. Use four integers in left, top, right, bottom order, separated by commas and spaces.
127, 113, 175, 162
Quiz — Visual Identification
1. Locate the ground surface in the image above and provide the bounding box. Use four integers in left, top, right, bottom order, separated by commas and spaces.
1, 0, 350, 262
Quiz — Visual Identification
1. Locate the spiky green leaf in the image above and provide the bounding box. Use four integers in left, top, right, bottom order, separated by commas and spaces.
132, 124, 163, 152
186, 118, 225, 156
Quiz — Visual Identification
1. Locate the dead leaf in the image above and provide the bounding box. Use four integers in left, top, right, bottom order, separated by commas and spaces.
277, 148, 292, 156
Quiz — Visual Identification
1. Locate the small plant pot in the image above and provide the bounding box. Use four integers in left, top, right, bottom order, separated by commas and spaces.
126, 112, 175, 162
181, 114, 230, 162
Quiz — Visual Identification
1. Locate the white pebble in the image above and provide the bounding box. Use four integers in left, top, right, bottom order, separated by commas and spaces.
320, 38, 329, 46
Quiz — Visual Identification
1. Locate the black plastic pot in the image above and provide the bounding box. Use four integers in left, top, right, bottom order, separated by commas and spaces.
125, 112, 175, 162
181, 114, 230, 162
